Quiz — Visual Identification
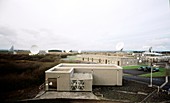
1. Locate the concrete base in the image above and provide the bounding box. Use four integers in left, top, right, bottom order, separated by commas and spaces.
35, 91, 99, 100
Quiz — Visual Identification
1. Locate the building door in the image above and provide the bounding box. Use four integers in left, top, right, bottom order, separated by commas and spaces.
105, 59, 107, 64
48, 78, 57, 90
99, 59, 101, 63
117, 61, 120, 66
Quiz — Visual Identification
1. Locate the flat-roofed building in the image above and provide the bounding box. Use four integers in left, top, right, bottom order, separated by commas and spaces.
45, 63, 122, 92
78, 54, 138, 66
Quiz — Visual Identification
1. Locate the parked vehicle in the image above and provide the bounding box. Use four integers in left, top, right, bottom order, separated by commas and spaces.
138, 66, 145, 71
138, 66, 159, 72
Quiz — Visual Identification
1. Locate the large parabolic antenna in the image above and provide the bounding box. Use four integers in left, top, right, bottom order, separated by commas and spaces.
9, 45, 14, 52
30, 45, 39, 55
78, 50, 82, 53
116, 42, 124, 51
66, 49, 71, 53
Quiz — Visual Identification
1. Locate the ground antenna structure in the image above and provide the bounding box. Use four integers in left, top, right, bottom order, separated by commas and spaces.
115, 42, 124, 52
30, 45, 40, 55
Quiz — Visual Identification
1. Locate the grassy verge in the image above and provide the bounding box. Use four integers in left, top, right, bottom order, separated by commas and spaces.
139, 67, 166, 77
123, 65, 167, 77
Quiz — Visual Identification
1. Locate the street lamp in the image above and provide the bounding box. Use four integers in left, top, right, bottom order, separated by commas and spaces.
148, 58, 153, 87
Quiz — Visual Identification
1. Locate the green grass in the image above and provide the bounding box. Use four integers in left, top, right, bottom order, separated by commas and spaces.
123, 65, 167, 77
122, 65, 146, 69
139, 67, 166, 77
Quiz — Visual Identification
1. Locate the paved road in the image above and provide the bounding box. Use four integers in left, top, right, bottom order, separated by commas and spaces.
123, 69, 148, 76
20, 99, 118, 103
123, 75, 170, 90
123, 69, 170, 90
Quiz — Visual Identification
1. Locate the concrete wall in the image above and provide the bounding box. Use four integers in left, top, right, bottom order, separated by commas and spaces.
72, 68, 122, 86
45, 72, 71, 91
45, 68, 74, 91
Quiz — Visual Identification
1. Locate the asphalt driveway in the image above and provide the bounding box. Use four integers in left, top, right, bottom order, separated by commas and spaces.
123, 69, 148, 76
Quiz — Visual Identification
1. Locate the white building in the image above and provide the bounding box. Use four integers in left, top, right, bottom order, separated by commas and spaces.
78, 54, 138, 66
45, 63, 123, 92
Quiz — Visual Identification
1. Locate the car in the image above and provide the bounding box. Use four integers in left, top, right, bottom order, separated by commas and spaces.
144, 66, 159, 72
138, 66, 159, 72
138, 66, 145, 71
143, 66, 149, 72
152, 67, 159, 72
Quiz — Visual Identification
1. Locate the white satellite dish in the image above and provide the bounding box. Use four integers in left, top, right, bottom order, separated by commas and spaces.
45, 50, 49, 53
78, 50, 82, 53
9, 45, 17, 54
149, 47, 152, 52
66, 50, 71, 53
9, 45, 14, 52
116, 42, 124, 51
30, 45, 39, 55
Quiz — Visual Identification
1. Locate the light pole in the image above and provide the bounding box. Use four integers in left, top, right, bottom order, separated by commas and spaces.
149, 58, 153, 87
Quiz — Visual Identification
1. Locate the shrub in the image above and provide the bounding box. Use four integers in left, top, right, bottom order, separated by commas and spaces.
0, 54, 61, 92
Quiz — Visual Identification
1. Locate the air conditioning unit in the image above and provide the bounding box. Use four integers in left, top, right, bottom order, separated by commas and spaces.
71, 80, 85, 91
70, 73, 92, 91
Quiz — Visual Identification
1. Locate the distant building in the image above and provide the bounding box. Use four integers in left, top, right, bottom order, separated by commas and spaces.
77, 54, 138, 66
141, 52, 170, 62
140, 52, 170, 67
47, 49, 62, 54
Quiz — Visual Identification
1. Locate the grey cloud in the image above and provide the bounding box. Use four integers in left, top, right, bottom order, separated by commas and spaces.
145, 37, 170, 50
0, 26, 17, 36
0, 0, 170, 50
21, 29, 40, 35
17, 28, 80, 50
0, 26, 18, 46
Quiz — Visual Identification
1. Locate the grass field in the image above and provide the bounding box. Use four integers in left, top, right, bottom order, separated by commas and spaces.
139, 67, 167, 77
123, 65, 167, 77
122, 65, 146, 69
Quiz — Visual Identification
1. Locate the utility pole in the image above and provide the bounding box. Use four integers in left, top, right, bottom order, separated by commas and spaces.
149, 58, 153, 87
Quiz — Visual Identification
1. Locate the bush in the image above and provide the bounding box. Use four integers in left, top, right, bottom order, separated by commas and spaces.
0, 54, 61, 93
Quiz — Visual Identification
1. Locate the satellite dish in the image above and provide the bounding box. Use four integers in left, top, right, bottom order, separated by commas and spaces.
149, 47, 152, 52
116, 42, 124, 51
45, 50, 49, 53
9, 45, 17, 54
9, 45, 14, 52
30, 45, 39, 55
66, 50, 71, 53
78, 50, 82, 53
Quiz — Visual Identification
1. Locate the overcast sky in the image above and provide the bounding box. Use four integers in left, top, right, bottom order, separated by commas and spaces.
0, 0, 170, 51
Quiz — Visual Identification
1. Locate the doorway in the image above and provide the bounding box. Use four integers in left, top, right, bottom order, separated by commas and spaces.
105, 59, 108, 64
117, 61, 120, 66
48, 78, 57, 90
